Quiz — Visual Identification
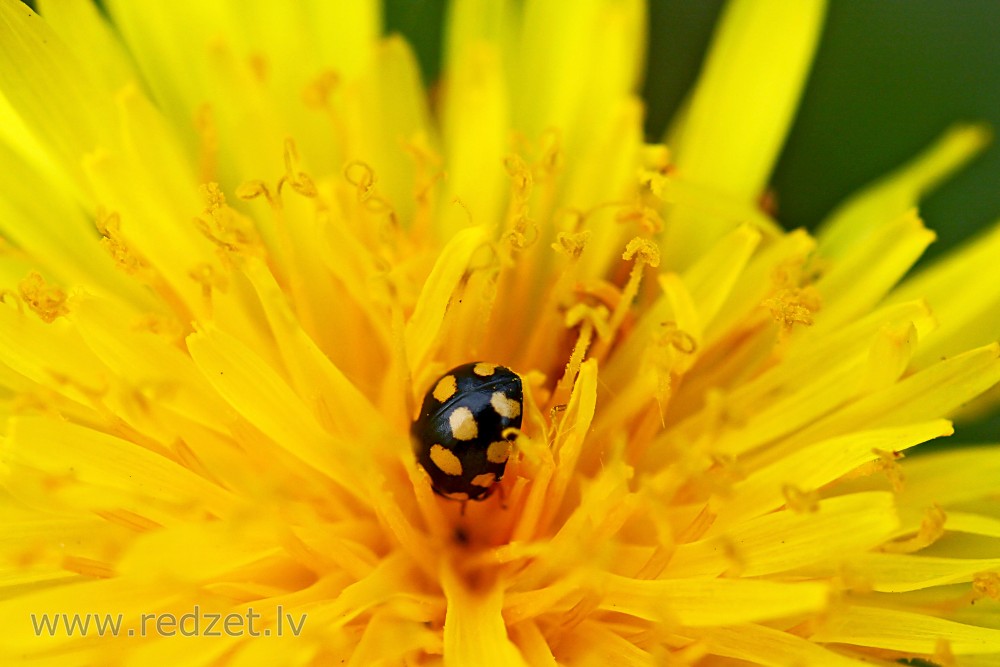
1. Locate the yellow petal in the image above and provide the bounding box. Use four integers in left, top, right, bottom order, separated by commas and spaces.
702, 228, 815, 345
82, 145, 215, 318
243, 260, 383, 440
683, 223, 763, 333
812, 605, 1000, 655
441, 566, 527, 667
814, 209, 935, 330
508, 621, 558, 667
344, 37, 433, 226
3, 417, 235, 518
439, 44, 509, 235
717, 420, 951, 525
819, 124, 991, 257
405, 225, 490, 370
672, 492, 899, 578
101, 0, 232, 132
535, 359, 599, 537
116, 520, 282, 582
514, 0, 645, 149
898, 446, 1000, 511
186, 325, 369, 500
69, 294, 229, 432
302, 0, 381, 78
668, 0, 826, 198
0, 0, 112, 186
0, 144, 150, 308
788, 343, 1000, 447
830, 553, 1000, 593
664, 0, 825, 260
348, 610, 440, 667
701, 306, 940, 458
556, 620, 658, 666
37, 0, 135, 94
566, 99, 645, 280
603, 224, 760, 392
444, 0, 516, 74
888, 218, 1000, 369
603, 575, 829, 627
321, 552, 436, 630
693, 623, 871, 666
0, 299, 112, 400
946, 512, 1000, 539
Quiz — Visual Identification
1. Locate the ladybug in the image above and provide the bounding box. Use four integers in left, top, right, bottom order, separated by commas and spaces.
412, 362, 522, 501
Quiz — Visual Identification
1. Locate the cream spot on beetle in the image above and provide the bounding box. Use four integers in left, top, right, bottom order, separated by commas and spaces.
487, 440, 512, 464
490, 392, 521, 419
471, 473, 496, 488
443, 491, 469, 501
449, 406, 478, 441
432, 375, 457, 402
429, 444, 463, 476
473, 362, 496, 377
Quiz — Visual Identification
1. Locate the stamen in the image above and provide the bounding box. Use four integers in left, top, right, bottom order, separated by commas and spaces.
247, 52, 268, 82
781, 483, 819, 513
18, 272, 68, 323
302, 70, 340, 109
933, 638, 956, 667
639, 168, 669, 200
612, 238, 660, 330
641, 144, 671, 174
344, 160, 395, 216
402, 134, 445, 234
345, 161, 378, 202
763, 286, 822, 331
94, 508, 162, 532
188, 263, 226, 316
591, 238, 660, 362
763, 253, 824, 335
872, 447, 906, 493
502, 154, 537, 252
193, 183, 262, 256
504, 154, 533, 200
518, 230, 590, 367
615, 204, 664, 233
552, 304, 608, 407
278, 138, 317, 199
551, 231, 590, 259
538, 128, 563, 176
131, 313, 185, 343
236, 179, 274, 206
973, 572, 1000, 601
96, 209, 149, 276
879, 504, 947, 554
61, 556, 115, 579
659, 322, 698, 355
504, 155, 538, 250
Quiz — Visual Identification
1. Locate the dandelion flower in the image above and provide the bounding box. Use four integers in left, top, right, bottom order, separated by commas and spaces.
1, 0, 1000, 665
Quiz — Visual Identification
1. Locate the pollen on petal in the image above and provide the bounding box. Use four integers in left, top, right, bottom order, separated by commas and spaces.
18, 272, 69, 323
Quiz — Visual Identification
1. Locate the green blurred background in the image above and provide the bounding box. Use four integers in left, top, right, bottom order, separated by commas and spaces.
385, 0, 1000, 444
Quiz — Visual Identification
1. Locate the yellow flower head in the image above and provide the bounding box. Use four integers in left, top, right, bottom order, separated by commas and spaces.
1, 0, 999, 665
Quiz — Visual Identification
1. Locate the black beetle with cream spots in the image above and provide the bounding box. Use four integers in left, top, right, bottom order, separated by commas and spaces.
412, 362, 522, 501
